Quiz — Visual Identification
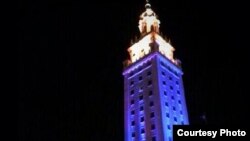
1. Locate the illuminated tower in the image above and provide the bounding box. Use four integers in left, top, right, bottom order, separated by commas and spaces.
123, 1, 189, 141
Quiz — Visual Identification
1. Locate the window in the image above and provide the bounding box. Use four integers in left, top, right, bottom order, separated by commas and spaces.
131, 100, 134, 105
169, 137, 172, 141
129, 72, 134, 77
140, 117, 144, 122
140, 106, 144, 111
141, 128, 145, 133
180, 110, 183, 115
152, 136, 156, 141
150, 112, 155, 118
130, 90, 134, 95
169, 76, 172, 80
160, 61, 164, 66
140, 86, 143, 90
174, 71, 178, 76
148, 80, 152, 86
130, 81, 134, 86
167, 125, 171, 129
173, 107, 176, 111
132, 132, 135, 137
139, 76, 142, 81
139, 67, 142, 71
167, 66, 171, 71
131, 110, 135, 115
147, 61, 151, 66
170, 86, 173, 90
165, 102, 169, 107
162, 81, 166, 85
150, 101, 154, 107
139, 95, 143, 100
177, 90, 180, 95
178, 100, 181, 104
151, 124, 155, 130
161, 71, 165, 76
181, 121, 184, 125
176, 81, 179, 85
171, 96, 175, 100
149, 90, 153, 96
166, 113, 169, 118
147, 71, 152, 76
131, 120, 135, 126
174, 117, 177, 122
164, 91, 167, 96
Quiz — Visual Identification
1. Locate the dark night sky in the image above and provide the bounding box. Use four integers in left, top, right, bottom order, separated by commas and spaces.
19, 0, 249, 140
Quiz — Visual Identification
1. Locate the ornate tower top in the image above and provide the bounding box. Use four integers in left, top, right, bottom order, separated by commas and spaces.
139, 0, 160, 35
123, 0, 180, 68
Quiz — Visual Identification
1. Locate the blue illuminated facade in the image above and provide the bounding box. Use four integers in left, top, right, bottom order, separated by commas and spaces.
123, 2, 189, 141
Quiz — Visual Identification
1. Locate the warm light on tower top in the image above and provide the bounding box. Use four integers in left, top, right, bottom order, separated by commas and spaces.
125, 1, 180, 67
138, 3, 160, 34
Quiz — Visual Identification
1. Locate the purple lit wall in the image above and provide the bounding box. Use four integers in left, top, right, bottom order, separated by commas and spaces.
123, 52, 189, 141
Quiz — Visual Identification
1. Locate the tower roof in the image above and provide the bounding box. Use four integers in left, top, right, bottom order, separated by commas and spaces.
123, 1, 179, 68
138, 0, 160, 34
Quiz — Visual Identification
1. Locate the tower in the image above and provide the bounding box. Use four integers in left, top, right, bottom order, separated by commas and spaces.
123, 1, 189, 141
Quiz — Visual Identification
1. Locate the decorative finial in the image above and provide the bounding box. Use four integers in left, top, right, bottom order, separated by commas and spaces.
145, 0, 151, 9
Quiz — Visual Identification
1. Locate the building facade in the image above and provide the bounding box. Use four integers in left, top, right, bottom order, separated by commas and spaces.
123, 2, 189, 141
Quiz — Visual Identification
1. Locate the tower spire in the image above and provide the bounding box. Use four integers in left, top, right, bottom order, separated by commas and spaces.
139, 0, 160, 35
145, 0, 151, 9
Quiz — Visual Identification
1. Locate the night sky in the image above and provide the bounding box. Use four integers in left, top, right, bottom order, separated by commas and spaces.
19, 0, 249, 140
